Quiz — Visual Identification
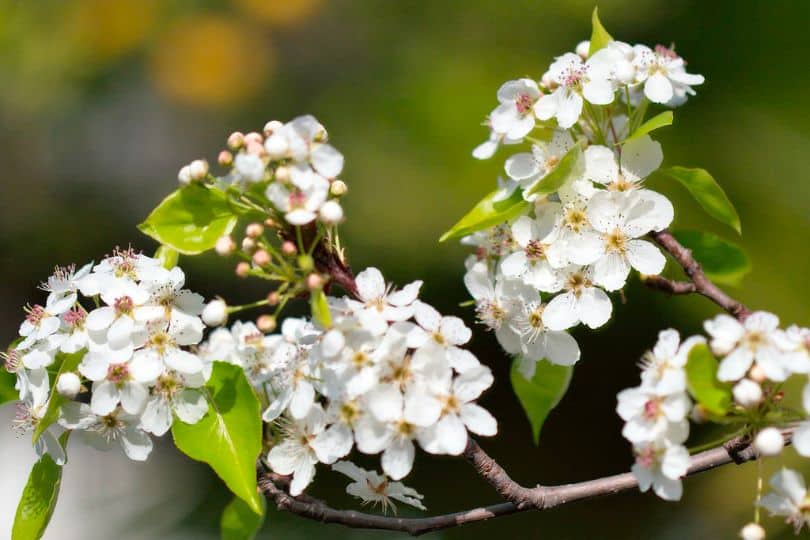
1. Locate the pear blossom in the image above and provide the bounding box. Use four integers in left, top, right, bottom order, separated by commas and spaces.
85, 280, 150, 349
501, 130, 575, 199
345, 267, 422, 336
510, 295, 580, 373
39, 263, 93, 315
140, 371, 208, 436
332, 460, 426, 512
266, 175, 329, 226
758, 468, 810, 533
17, 304, 62, 350
704, 312, 789, 382
541, 266, 612, 331
79, 347, 158, 416
499, 215, 565, 292
632, 44, 704, 106
267, 405, 327, 495
631, 434, 690, 501
489, 78, 542, 140
233, 152, 266, 184
583, 135, 663, 192
59, 402, 153, 461
639, 330, 705, 395
617, 385, 690, 444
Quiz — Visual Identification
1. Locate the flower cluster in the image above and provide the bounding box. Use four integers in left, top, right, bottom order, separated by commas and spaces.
180, 115, 346, 227
616, 329, 703, 500
5, 249, 210, 462
199, 267, 497, 500
462, 37, 689, 375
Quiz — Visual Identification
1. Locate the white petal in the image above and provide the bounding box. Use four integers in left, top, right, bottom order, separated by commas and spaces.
717, 347, 753, 381
555, 90, 583, 129
289, 381, 315, 419
165, 350, 204, 375
404, 389, 442, 427
592, 252, 630, 291
120, 382, 149, 415
174, 389, 208, 425
504, 153, 540, 181
542, 292, 580, 331
121, 427, 153, 461
311, 423, 354, 464
440, 317, 471, 346
141, 396, 173, 436
584, 145, 618, 185
453, 366, 494, 403
544, 331, 581, 365
460, 404, 497, 436
311, 144, 344, 178
355, 268, 385, 302
500, 251, 528, 278
382, 438, 415, 480
85, 307, 115, 332
621, 136, 662, 183
366, 384, 403, 422
793, 422, 810, 457
644, 72, 674, 104
90, 381, 119, 416
413, 301, 441, 332
436, 414, 468, 455
582, 78, 614, 105
577, 287, 612, 329
626, 240, 666, 275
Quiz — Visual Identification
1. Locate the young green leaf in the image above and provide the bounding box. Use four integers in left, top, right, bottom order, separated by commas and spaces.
172, 362, 264, 515
659, 166, 742, 234
510, 358, 573, 445
138, 185, 239, 255
685, 343, 732, 416
220, 495, 266, 540
588, 7, 613, 56
1, 367, 17, 407
32, 349, 86, 443
439, 188, 529, 242
672, 230, 751, 286
525, 142, 584, 197
12, 452, 64, 540
310, 289, 332, 329
623, 111, 673, 143
155, 245, 180, 269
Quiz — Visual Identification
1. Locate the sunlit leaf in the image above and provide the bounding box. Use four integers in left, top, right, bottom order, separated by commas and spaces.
686, 343, 732, 416
310, 289, 332, 329
172, 362, 263, 515
155, 245, 180, 269
623, 111, 673, 143
12, 435, 68, 540
510, 358, 573, 445
220, 495, 266, 540
588, 7, 613, 56
659, 166, 742, 234
32, 350, 86, 443
138, 185, 239, 255
1, 368, 17, 407
439, 188, 529, 242
672, 230, 751, 286
525, 142, 584, 197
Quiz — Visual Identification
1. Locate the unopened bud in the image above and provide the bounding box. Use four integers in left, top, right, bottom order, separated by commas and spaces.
739, 523, 765, 540
275, 165, 291, 183
541, 72, 556, 90
264, 134, 290, 160
330, 180, 348, 197
319, 200, 344, 224
245, 223, 264, 238
575, 40, 590, 58
298, 254, 314, 272
281, 241, 297, 256
244, 131, 264, 145
235, 262, 250, 278
227, 131, 245, 150
749, 364, 768, 383
690, 403, 708, 424
257, 314, 277, 332
754, 427, 784, 456
263, 120, 284, 136
202, 299, 228, 327
241, 237, 257, 253
215, 235, 236, 256
264, 218, 278, 228
218, 150, 233, 167
189, 159, 209, 181
252, 249, 271, 266
306, 273, 325, 290
56, 372, 81, 399
732, 379, 763, 408
246, 140, 265, 156
266, 291, 281, 306
178, 165, 192, 185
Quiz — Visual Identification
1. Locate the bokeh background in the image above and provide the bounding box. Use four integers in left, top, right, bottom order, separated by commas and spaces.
1, 0, 809, 538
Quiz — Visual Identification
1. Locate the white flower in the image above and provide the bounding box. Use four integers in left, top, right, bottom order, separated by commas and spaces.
407, 301, 479, 372
345, 267, 422, 336
135, 266, 205, 340
134, 320, 205, 376
59, 307, 90, 354
39, 263, 92, 315
12, 376, 67, 466
639, 330, 705, 395
632, 44, 704, 106
17, 304, 62, 350
472, 129, 520, 160
308, 396, 361, 464
617, 386, 690, 444
499, 215, 565, 292
510, 295, 580, 372
59, 402, 153, 461
266, 405, 326, 496
140, 371, 208, 436
704, 312, 788, 382
332, 460, 426, 512
233, 152, 266, 184
266, 174, 329, 226
79, 249, 164, 296
501, 130, 575, 199
541, 266, 612, 331
632, 439, 690, 501
583, 135, 663, 192
773, 325, 810, 375
758, 468, 810, 533
79, 346, 158, 416
85, 280, 150, 349
489, 78, 542, 140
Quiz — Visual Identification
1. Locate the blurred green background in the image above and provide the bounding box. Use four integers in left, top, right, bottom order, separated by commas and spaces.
1, 0, 808, 538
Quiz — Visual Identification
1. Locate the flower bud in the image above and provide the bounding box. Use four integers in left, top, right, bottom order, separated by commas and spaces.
575, 40, 590, 58
235, 262, 250, 278
264, 218, 278, 228
241, 237, 257, 253
218, 150, 233, 167
275, 165, 291, 183
245, 223, 264, 238
266, 291, 280, 306
264, 134, 290, 160
540, 72, 556, 90
298, 254, 314, 272
739, 522, 765, 540
733, 379, 763, 408
244, 131, 264, 145
749, 364, 768, 383
257, 314, 277, 333
263, 120, 284, 135
754, 427, 784, 456
281, 241, 297, 256
246, 140, 266, 156
215, 235, 236, 256
202, 299, 228, 327
319, 200, 344, 224
56, 372, 81, 399
306, 273, 325, 290
253, 249, 271, 266
227, 131, 245, 149
330, 180, 348, 197
189, 159, 209, 181
178, 165, 192, 185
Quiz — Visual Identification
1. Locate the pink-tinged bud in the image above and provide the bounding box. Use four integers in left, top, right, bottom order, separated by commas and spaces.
202, 299, 228, 327
257, 314, 277, 332
266, 291, 280, 306
56, 372, 81, 399
178, 165, 192, 185
281, 241, 297, 256
235, 262, 250, 278
739, 523, 765, 540
575, 40, 590, 58
252, 249, 271, 266
241, 237, 257, 253
246, 140, 266, 156
275, 165, 291, 183
749, 364, 767, 383
330, 180, 348, 197
218, 150, 233, 167
264, 218, 278, 228
754, 427, 784, 456
215, 235, 236, 256
263, 120, 284, 136
245, 223, 264, 238
264, 134, 289, 160
227, 131, 245, 150
306, 273, 325, 290
189, 159, 209, 181
319, 200, 344, 224
245, 131, 264, 146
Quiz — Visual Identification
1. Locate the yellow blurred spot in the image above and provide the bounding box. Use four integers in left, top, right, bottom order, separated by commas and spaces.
232, 0, 322, 26
149, 15, 274, 108
70, 0, 159, 62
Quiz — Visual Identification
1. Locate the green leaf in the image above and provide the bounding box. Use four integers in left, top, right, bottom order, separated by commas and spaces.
220, 496, 266, 540
588, 7, 613, 56
672, 230, 752, 286
139, 185, 239, 255
510, 358, 573, 445
525, 142, 584, 197
12, 451, 64, 540
659, 166, 742, 234
1, 367, 17, 406
439, 187, 529, 242
155, 245, 180, 269
685, 343, 732, 416
32, 350, 85, 443
172, 362, 263, 515
623, 111, 673, 143
310, 289, 332, 329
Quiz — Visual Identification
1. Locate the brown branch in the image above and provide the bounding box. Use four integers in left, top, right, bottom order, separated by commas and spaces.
649, 230, 752, 320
